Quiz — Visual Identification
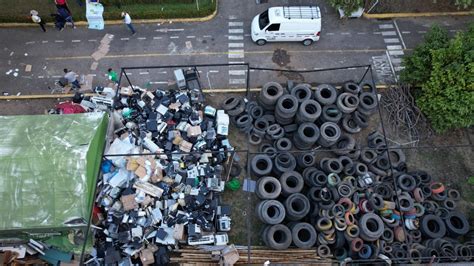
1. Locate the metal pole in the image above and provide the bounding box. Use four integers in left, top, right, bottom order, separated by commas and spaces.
196, 0, 199, 11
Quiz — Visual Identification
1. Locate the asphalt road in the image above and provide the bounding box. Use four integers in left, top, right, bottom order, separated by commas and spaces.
0, 0, 472, 95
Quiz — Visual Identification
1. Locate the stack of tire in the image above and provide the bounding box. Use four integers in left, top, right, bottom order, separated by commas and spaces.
222, 81, 378, 148
242, 80, 472, 263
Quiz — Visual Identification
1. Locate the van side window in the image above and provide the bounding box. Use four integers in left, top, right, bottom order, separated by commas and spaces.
266, 24, 280, 31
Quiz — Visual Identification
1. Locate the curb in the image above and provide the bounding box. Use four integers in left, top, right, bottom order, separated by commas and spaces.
0, 85, 390, 100
363, 10, 473, 19
0, 1, 218, 28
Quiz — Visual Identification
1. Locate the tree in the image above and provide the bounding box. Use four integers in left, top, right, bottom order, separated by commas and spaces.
328, 0, 364, 17
410, 25, 474, 133
400, 25, 449, 85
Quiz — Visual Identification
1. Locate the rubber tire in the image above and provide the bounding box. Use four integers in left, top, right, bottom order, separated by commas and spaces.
314, 84, 337, 105
259, 81, 284, 110
256, 39, 267, 46
318, 122, 341, 147
331, 134, 356, 155
280, 171, 304, 196
296, 99, 321, 123
256, 176, 282, 200
291, 83, 313, 103
320, 104, 343, 123
343, 82, 361, 94
273, 152, 297, 175
256, 200, 286, 224
342, 115, 361, 134
444, 211, 469, 237
275, 137, 293, 151
302, 39, 313, 46
262, 224, 292, 250
359, 213, 384, 242
293, 122, 320, 150
251, 154, 273, 176
290, 222, 317, 248
284, 193, 311, 221
420, 214, 446, 239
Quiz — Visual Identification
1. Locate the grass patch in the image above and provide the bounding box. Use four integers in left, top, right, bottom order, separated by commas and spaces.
0, 0, 216, 23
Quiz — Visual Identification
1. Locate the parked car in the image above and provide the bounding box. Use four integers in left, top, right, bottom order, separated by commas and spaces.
251, 6, 322, 46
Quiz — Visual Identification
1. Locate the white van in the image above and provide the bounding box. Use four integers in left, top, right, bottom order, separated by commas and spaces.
251, 6, 321, 46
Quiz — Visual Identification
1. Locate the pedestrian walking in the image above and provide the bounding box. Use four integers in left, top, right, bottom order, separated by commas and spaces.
121, 12, 136, 35
51, 13, 66, 31
55, 0, 71, 15
64, 69, 81, 89
30, 10, 46, 32
108, 68, 119, 84
58, 6, 76, 29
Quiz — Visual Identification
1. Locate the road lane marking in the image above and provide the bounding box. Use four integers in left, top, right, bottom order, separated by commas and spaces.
229, 79, 246, 84
150, 81, 168, 84
381, 31, 396, 36
168, 29, 184, 32
387, 45, 402, 50
341, 32, 350, 35
402, 31, 411, 34
72, 40, 81, 42
228, 50, 244, 58
229, 22, 243, 27
121, 38, 129, 40
379, 24, 394, 29
203, 35, 212, 38
52, 75, 62, 78
229, 61, 245, 64
42, 41, 48, 43
186, 36, 196, 38
244, 34, 251, 37
88, 39, 97, 42
418, 30, 427, 33
326, 32, 335, 35
46, 49, 395, 60
228, 43, 244, 48
25, 41, 35, 45
153, 36, 162, 40
139, 72, 148, 75
395, 66, 405, 71
55, 40, 64, 43
357, 32, 367, 35
170, 36, 179, 39
388, 50, 404, 56
384, 38, 400, 43
386, 50, 398, 82
229, 70, 246, 75
229, 15, 238, 20
137, 37, 146, 40
228, 35, 244, 40
229, 29, 244, 34
391, 58, 402, 64
209, 70, 219, 73
393, 20, 407, 50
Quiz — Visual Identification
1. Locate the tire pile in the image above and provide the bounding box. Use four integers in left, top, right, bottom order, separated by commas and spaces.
223, 81, 473, 263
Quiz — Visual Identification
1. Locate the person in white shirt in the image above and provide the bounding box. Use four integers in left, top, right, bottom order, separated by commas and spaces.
121, 12, 136, 35
30, 10, 46, 32
63, 68, 81, 88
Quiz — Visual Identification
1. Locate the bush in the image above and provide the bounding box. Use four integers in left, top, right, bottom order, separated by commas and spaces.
406, 24, 474, 133
328, 0, 364, 17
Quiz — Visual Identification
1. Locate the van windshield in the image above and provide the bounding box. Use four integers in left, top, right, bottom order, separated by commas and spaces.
258, 10, 269, 30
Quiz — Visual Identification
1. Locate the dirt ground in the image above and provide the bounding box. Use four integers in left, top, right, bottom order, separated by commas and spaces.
367, 0, 470, 13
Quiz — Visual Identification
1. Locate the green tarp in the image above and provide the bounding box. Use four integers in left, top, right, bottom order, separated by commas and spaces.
0, 112, 108, 231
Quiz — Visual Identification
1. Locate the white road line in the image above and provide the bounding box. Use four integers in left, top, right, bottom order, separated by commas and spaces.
357, 32, 367, 35
229, 22, 243, 27
158, 71, 167, 74
72, 40, 81, 42
229, 15, 238, 20
209, 70, 219, 73
381, 31, 396, 36
228, 52, 244, 58
186, 36, 196, 38
137, 37, 146, 40
139, 72, 149, 75
229, 61, 245, 64
229, 28, 244, 34
402, 31, 411, 34
394, 66, 405, 72
386, 50, 398, 83
150, 81, 168, 84
89, 74, 97, 77
228, 43, 244, 48
341, 32, 350, 35
170, 36, 179, 39
229, 70, 246, 75
42, 41, 48, 43
388, 50, 405, 56
168, 29, 184, 32
153, 36, 162, 40
52, 75, 62, 78
387, 45, 403, 50
121, 38, 129, 40
25, 41, 35, 45
326, 32, 335, 35
391, 58, 402, 64
228, 35, 244, 40
418, 30, 427, 33
393, 20, 407, 50
313, 67, 322, 70
229, 79, 246, 84
126, 72, 133, 75
203, 35, 212, 38
249, 69, 255, 72
88, 39, 97, 42
373, 31, 382, 34
379, 24, 394, 29
38, 76, 44, 78
384, 38, 400, 43
55, 40, 64, 43
244, 34, 251, 37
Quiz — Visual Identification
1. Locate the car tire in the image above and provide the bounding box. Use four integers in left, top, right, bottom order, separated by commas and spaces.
302, 39, 313, 46
256, 39, 266, 46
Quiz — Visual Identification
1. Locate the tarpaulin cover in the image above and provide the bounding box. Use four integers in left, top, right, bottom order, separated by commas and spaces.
0, 112, 108, 231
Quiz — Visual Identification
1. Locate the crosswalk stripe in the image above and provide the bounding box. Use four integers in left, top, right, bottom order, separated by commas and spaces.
384, 38, 400, 43
387, 45, 403, 50
229, 70, 246, 75
381, 31, 396, 36
388, 50, 404, 56
229, 29, 244, 34
228, 43, 244, 48
229, 22, 243, 27
229, 79, 246, 84
228, 35, 244, 40
379, 24, 394, 29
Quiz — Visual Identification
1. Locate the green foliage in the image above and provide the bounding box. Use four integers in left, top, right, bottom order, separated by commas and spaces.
400, 25, 449, 85
454, 0, 473, 9
328, 0, 364, 17
414, 24, 474, 133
